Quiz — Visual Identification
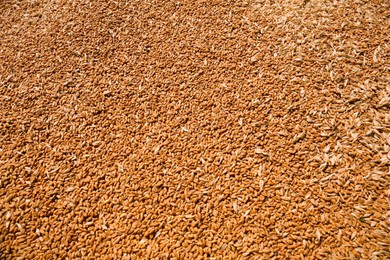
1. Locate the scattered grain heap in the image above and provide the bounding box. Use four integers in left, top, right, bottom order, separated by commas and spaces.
1, 0, 389, 258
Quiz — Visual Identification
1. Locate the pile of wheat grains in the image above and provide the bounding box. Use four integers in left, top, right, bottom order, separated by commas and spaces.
1, 0, 389, 258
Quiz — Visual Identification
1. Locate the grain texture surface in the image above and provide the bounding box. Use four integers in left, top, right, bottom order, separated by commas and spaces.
1, 0, 389, 259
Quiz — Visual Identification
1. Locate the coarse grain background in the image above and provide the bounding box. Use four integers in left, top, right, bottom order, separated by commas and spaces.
1, 0, 389, 259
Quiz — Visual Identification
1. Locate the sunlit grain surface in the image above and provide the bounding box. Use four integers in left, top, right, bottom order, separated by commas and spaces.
1, 0, 389, 258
